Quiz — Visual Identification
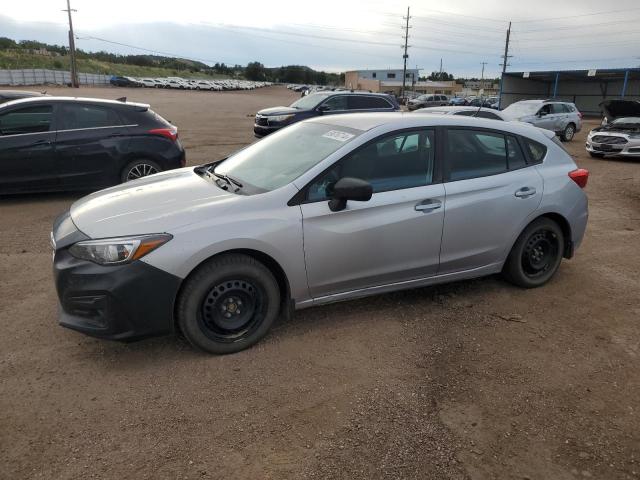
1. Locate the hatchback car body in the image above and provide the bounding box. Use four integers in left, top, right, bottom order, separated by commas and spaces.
416, 106, 507, 121
0, 97, 185, 193
501, 100, 582, 141
52, 113, 589, 354
407, 94, 449, 111
254, 92, 400, 137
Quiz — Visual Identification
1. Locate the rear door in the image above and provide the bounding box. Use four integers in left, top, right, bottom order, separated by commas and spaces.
54, 102, 129, 188
0, 103, 56, 192
300, 128, 445, 298
439, 128, 543, 273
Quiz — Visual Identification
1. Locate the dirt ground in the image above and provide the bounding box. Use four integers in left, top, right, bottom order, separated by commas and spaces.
1, 85, 639, 480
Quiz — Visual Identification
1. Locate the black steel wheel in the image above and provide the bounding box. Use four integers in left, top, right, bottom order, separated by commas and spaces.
177, 254, 281, 354
503, 217, 564, 288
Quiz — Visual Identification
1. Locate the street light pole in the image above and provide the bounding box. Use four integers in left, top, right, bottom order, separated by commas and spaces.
63, 0, 79, 88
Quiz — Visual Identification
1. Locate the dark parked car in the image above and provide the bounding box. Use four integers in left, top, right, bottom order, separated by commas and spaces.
254, 91, 400, 137
0, 90, 45, 105
0, 97, 185, 194
109, 76, 140, 87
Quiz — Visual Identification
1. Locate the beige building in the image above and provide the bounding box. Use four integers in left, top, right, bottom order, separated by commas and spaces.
344, 70, 456, 95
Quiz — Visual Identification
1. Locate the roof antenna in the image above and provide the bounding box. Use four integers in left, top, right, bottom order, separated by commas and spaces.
116, 96, 127, 102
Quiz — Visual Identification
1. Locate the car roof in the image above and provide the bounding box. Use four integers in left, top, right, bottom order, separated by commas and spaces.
0, 96, 150, 110
417, 106, 505, 116
0, 90, 45, 99
306, 111, 551, 139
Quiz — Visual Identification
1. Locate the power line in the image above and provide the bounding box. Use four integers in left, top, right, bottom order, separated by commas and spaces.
512, 6, 640, 23
515, 17, 640, 34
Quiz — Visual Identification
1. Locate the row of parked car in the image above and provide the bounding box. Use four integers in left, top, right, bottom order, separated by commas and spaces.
110, 76, 271, 91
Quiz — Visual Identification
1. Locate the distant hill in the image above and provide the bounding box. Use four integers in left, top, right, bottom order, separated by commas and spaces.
0, 37, 343, 84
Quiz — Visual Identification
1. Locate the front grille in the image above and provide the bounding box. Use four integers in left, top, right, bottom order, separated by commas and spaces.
592, 144, 623, 152
255, 115, 268, 126
592, 135, 628, 144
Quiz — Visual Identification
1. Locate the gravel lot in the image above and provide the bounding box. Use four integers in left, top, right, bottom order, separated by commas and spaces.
1, 85, 639, 479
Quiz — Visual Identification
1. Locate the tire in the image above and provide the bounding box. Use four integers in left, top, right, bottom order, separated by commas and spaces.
561, 123, 576, 142
589, 152, 604, 158
503, 217, 564, 288
120, 159, 162, 183
176, 254, 281, 354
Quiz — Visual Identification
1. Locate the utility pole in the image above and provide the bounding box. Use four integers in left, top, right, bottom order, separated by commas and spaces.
480, 61, 487, 94
401, 6, 411, 99
439, 58, 443, 78
498, 21, 512, 109
63, 0, 79, 88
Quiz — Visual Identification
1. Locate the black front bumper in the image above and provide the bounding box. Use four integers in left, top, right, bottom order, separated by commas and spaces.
53, 248, 181, 341
253, 123, 282, 137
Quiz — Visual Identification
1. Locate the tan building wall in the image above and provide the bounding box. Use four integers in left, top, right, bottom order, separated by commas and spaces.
344, 72, 381, 92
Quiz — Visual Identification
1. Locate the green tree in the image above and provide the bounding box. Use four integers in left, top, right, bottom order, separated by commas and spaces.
245, 61, 267, 81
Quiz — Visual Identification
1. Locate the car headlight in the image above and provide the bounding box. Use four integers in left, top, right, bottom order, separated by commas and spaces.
69, 234, 172, 265
268, 114, 295, 123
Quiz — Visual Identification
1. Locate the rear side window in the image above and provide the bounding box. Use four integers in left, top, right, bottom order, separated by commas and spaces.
348, 96, 391, 110
59, 104, 122, 130
446, 129, 508, 181
322, 95, 348, 111
0, 105, 52, 135
522, 138, 547, 164
507, 136, 527, 169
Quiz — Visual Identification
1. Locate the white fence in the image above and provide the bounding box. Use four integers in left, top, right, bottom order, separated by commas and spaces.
0, 69, 111, 86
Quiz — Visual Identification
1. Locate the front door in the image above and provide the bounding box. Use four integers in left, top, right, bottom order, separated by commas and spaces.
300, 128, 445, 299
0, 103, 56, 192
439, 128, 543, 273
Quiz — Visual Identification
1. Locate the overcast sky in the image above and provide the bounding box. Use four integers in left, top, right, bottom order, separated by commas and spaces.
3, 0, 640, 77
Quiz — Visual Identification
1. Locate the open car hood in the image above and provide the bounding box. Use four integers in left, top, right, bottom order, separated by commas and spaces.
600, 99, 640, 119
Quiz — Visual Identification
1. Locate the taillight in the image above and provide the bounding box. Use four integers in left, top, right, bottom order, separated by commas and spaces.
577, 112, 583, 119
569, 168, 589, 188
148, 127, 178, 141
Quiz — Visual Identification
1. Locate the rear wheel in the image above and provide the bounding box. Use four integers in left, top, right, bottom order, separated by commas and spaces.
176, 254, 281, 354
121, 159, 161, 183
561, 123, 576, 142
503, 217, 564, 288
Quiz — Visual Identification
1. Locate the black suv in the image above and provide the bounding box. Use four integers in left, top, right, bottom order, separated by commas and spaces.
0, 97, 185, 194
254, 91, 400, 137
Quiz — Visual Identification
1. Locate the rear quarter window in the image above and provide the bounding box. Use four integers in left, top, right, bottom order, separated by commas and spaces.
522, 137, 548, 164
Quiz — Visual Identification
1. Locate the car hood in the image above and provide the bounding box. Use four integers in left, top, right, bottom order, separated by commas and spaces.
70, 167, 238, 238
600, 100, 640, 119
256, 106, 301, 116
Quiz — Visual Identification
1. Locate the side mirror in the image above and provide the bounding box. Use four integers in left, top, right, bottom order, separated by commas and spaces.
317, 105, 330, 113
328, 177, 373, 212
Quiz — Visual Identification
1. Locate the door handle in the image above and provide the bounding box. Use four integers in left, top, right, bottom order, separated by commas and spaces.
415, 199, 442, 212
515, 187, 536, 198
32, 139, 51, 146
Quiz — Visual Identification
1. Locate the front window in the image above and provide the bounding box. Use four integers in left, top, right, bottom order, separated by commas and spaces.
214, 122, 362, 193
0, 105, 52, 135
290, 93, 330, 110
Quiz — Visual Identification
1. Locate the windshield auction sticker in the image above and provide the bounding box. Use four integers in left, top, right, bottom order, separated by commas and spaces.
322, 130, 355, 142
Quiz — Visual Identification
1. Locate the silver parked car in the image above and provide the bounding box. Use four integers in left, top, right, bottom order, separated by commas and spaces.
52, 113, 589, 354
502, 100, 583, 141
407, 94, 449, 111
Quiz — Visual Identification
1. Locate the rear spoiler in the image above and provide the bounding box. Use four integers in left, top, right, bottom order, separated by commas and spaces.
115, 97, 149, 112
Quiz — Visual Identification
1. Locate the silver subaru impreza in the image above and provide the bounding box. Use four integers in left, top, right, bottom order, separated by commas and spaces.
52, 113, 589, 354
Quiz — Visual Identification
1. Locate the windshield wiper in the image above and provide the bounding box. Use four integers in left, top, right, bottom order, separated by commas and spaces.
211, 170, 243, 191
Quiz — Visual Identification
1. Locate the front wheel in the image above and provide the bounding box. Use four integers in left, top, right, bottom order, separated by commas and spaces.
176, 254, 281, 354
503, 217, 564, 288
561, 123, 576, 142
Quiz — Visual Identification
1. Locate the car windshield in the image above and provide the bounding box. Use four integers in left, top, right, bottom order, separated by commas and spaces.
501, 102, 541, 119
611, 116, 640, 125
214, 122, 362, 192
290, 93, 330, 110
